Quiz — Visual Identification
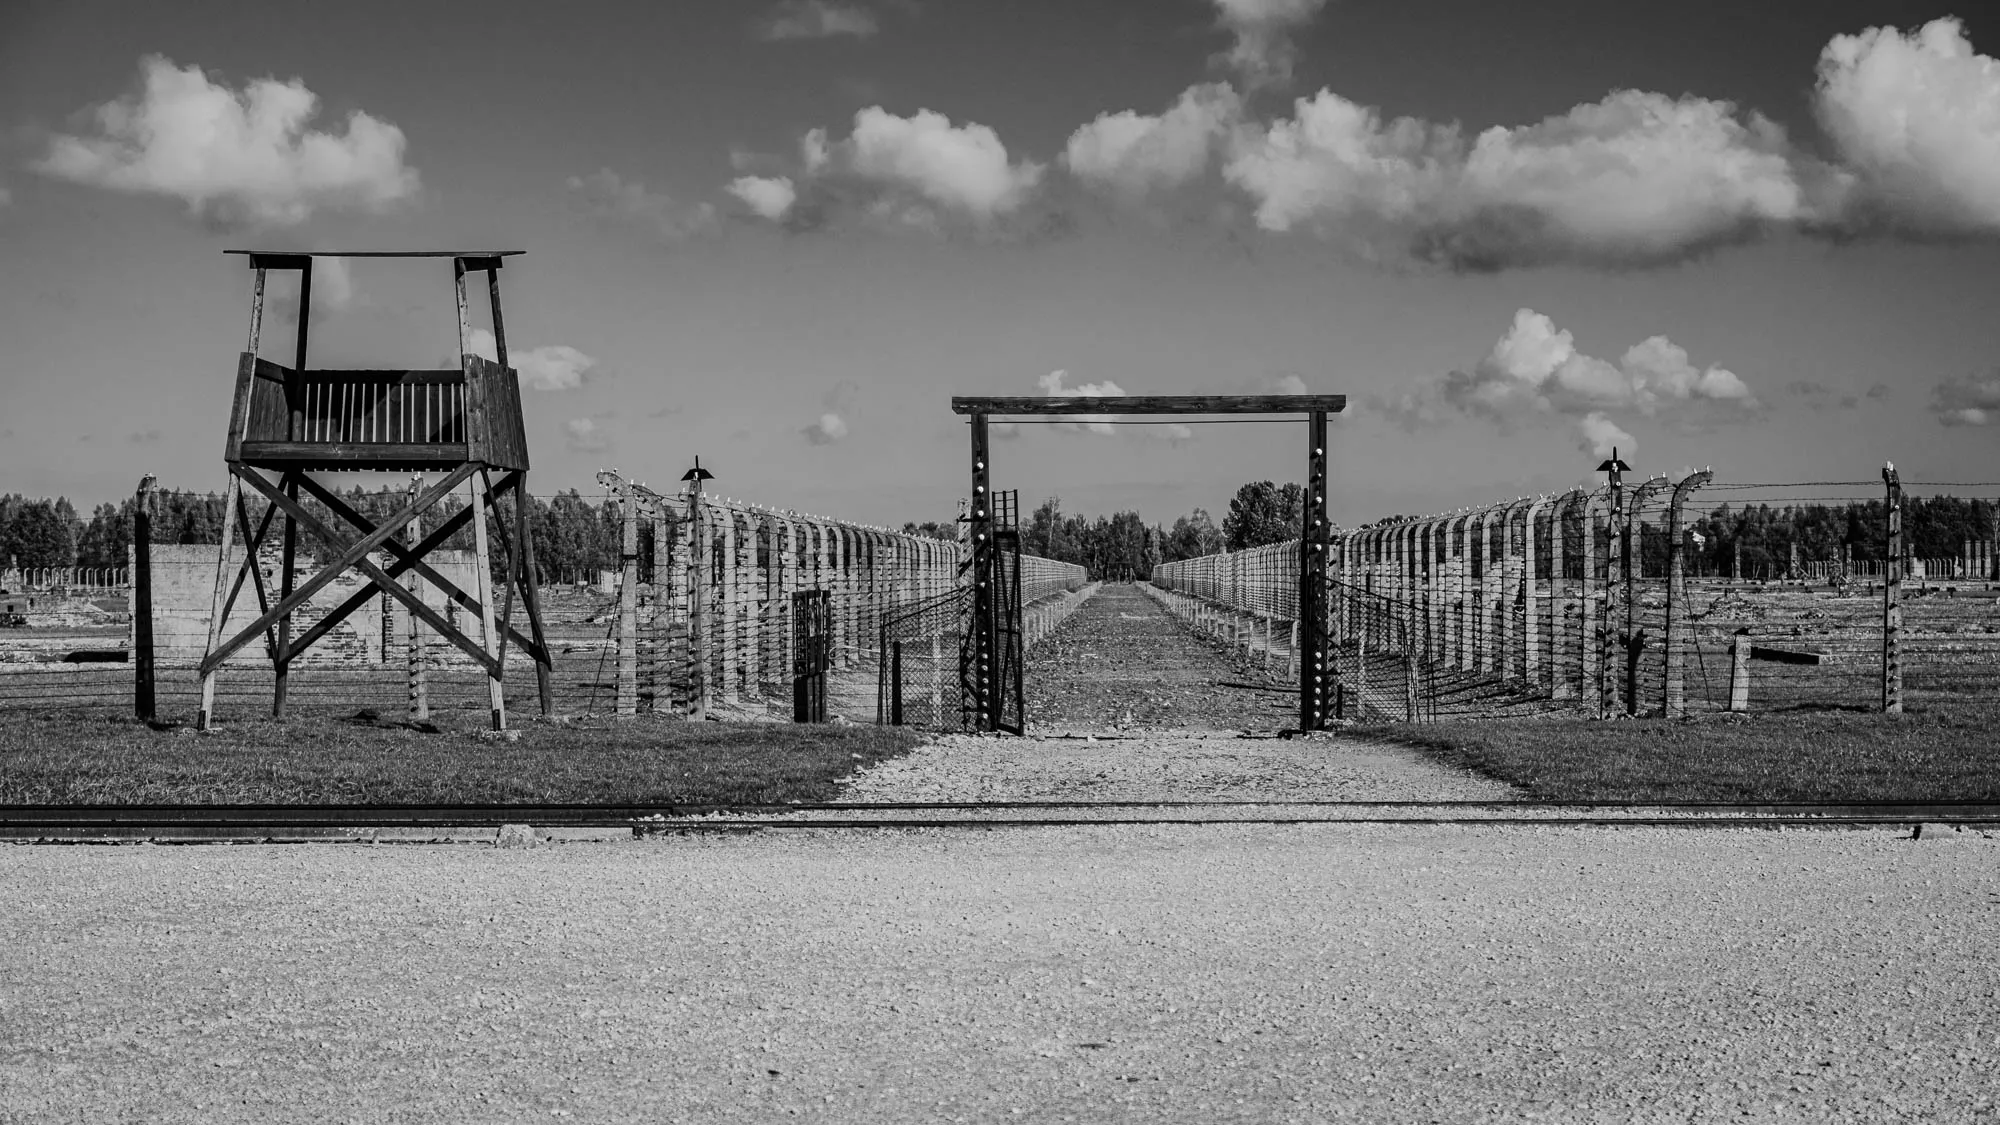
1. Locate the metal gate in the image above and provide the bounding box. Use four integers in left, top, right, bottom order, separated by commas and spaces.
791, 588, 831, 723
961, 489, 1026, 733
878, 588, 973, 729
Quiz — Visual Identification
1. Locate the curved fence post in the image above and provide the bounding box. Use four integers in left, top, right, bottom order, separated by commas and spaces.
1664, 470, 1713, 718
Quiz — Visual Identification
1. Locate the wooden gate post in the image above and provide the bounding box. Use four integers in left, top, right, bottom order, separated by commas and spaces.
1298, 410, 1330, 730
1883, 461, 1903, 714
683, 461, 713, 722
969, 413, 996, 730
132, 475, 157, 722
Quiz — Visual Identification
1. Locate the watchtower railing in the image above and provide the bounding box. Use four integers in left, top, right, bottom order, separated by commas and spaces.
226, 355, 525, 470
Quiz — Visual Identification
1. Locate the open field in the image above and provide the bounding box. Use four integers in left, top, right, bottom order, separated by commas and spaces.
1361, 697, 2000, 802
0, 710, 922, 805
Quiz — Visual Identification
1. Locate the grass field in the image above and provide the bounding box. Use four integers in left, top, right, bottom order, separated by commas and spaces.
4, 699, 1997, 807
1362, 697, 2000, 802
0, 710, 924, 805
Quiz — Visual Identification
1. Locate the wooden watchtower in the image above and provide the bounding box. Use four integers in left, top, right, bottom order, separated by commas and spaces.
195, 250, 553, 730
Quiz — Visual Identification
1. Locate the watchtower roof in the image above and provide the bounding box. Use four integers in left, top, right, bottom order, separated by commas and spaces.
224, 250, 526, 258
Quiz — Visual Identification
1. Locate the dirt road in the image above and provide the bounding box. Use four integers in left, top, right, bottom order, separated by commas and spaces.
1027, 583, 1290, 733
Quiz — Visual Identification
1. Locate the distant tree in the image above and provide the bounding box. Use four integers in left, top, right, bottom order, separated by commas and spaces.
1025, 496, 1063, 559
2, 499, 76, 569
1163, 509, 1223, 562
1223, 481, 1303, 550
75, 501, 133, 570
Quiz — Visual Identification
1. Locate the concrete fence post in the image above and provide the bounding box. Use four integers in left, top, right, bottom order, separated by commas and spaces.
1582, 488, 1606, 715
1625, 476, 1670, 715
650, 505, 671, 712
617, 475, 638, 716
720, 506, 741, 704
1549, 492, 1574, 700
1883, 462, 1903, 714
1664, 470, 1712, 719
1729, 629, 1751, 712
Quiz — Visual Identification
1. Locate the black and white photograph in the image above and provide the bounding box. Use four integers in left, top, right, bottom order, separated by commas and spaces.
1, 0, 1997, 1119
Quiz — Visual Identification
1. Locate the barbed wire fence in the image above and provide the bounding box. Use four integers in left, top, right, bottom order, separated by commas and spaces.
0, 478, 1090, 725
1154, 469, 2000, 720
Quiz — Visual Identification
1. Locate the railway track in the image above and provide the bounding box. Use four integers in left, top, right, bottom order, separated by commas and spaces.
3, 800, 1997, 841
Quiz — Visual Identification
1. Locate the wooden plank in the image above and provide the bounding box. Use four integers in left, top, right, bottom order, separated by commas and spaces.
950, 395, 1346, 416
236, 441, 471, 465
225, 354, 256, 462
466, 355, 530, 471
1747, 645, 1825, 666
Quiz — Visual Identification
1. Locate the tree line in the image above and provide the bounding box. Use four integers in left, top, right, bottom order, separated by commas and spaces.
3, 485, 1994, 583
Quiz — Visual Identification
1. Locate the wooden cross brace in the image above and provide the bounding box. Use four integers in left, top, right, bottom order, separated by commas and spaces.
198, 463, 548, 677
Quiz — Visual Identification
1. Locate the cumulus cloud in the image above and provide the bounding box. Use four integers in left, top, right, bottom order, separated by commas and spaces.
1020, 370, 1196, 441
847, 107, 1044, 219
1576, 411, 1635, 458
1375, 308, 1758, 454
1267, 373, 1309, 395
565, 418, 611, 453
1052, 18, 2000, 266
1223, 87, 1812, 270
34, 55, 418, 228
1933, 371, 2000, 426
735, 107, 1043, 231
566, 167, 716, 239
758, 0, 878, 40
1064, 83, 1243, 199
467, 327, 597, 392
802, 412, 849, 444
1211, 0, 1330, 89
1037, 369, 1126, 435
1816, 18, 2000, 235
726, 175, 797, 220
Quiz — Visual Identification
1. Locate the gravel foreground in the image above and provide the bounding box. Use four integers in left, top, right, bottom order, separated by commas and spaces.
5, 826, 1997, 1124
834, 731, 1520, 803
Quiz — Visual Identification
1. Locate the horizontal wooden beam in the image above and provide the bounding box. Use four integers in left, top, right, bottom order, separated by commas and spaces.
228, 250, 524, 259
950, 394, 1346, 416
237, 442, 471, 466
287, 369, 472, 386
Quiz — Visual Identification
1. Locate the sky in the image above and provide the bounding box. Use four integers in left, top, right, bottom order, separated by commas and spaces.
2, 0, 1999, 530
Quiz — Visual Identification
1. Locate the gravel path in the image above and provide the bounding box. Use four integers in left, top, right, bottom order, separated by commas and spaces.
5, 828, 1995, 1123
834, 731, 1518, 802
1027, 583, 1292, 733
